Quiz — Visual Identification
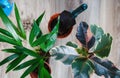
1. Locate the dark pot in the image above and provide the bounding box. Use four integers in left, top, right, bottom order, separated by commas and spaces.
48, 12, 75, 38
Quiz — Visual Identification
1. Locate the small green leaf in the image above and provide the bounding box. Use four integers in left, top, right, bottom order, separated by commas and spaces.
29, 20, 41, 46
36, 11, 45, 26
36, 11, 45, 38
0, 7, 22, 46
76, 48, 88, 57
72, 58, 93, 78
94, 34, 112, 58
2, 48, 21, 54
14, 4, 26, 39
14, 46, 41, 58
90, 56, 120, 78
50, 45, 79, 65
0, 34, 21, 46
66, 41, 78, 48
14, 58, 38, 70
0, 54, 19, 66
6, 54, 27, 73
0, 28, 13, 38
20, 61, 40, 78
40, 33, 57, 52
32, 34, 50, 47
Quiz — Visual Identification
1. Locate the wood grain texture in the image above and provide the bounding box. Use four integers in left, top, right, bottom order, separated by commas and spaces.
0, 0, 120, 78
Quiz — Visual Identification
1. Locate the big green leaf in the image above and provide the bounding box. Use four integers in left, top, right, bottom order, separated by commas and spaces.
94, 34, 112, 58
0, 7, 22, 46
72, 58, 93, 78
90, 25, 112, 58
90, 56, 120, 78
29, 20, 41, 46
14, 4, 26, 39
39, 19, 59, 52
0, 34, 21, 46
40, 32, 57, 52
32, 34, 49, 47
0, 28, 13, 38
14, 46, 41, 58
20, 60, 41, 78
0, 54, 19, 66
6, 54, 27, 73
50, 45, 79, 65
14, 58, 38, 70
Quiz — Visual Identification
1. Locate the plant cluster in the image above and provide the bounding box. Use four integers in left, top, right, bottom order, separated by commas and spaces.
0, 3, 120, 78
0, 4, 59, 78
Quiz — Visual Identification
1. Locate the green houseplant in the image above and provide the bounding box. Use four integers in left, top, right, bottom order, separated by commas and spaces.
0, 4, 59, 78
50, 22, 120, 78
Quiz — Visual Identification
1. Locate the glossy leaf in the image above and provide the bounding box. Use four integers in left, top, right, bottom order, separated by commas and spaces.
42, 67, 51, 78
40, 33, 57, 52
6, 54, 27, 73
0, 34, 20, 46
90, 56, 120, 78
14, 46, 41, 58
32, 34, 49, 47
33, 18, 59, 52
14, 4, 26, 39
72, 58, 93, 78
0, 28, 13, 38
66, 41, 78, 48
0, 54, 19, 66
36, 11, 45, 38
0, 7, 22, 46
14, 58, 38, 70
2, 48, 21, 54
39, 19, 59, 52
21, 61, 40, 78
94, 34, 112, 58
36, 11, 45, 26
50, 45, 79, 65
29, 20, 41, 46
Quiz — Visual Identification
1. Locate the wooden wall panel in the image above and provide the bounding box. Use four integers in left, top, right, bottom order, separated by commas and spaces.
0, 0, 120, 78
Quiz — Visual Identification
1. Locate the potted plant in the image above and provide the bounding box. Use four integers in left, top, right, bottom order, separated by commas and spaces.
48, 3, 87, 38
0, 4, 59, 78
50, 22, 120, 78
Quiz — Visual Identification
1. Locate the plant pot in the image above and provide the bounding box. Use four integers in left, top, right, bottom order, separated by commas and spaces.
30, 62, 51, 78
48, 11, 75, 38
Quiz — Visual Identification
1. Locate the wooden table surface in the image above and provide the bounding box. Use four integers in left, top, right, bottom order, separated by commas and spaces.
0, 0, 120, 78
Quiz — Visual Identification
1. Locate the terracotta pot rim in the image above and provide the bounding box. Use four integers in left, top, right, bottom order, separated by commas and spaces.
48, 13, 73, 38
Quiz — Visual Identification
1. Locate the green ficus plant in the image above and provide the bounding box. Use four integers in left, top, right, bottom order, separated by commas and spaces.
50, 22, 120, 78
0, 4, 59, 78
